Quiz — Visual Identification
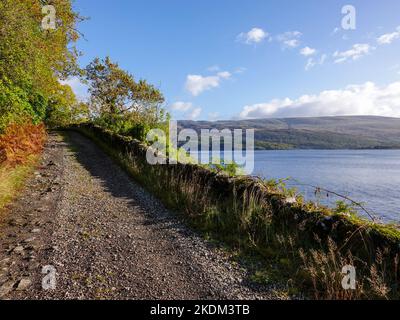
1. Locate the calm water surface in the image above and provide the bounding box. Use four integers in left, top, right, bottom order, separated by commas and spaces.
252, 150, 400, 223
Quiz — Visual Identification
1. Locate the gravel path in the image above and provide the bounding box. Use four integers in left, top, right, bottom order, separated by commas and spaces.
0, 132, 283, 300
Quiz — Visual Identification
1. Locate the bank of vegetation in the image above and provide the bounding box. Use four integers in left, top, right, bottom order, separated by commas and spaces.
0, 0, 85, 210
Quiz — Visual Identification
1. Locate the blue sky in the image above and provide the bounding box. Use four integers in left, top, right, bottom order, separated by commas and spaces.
69, 0, 400, 120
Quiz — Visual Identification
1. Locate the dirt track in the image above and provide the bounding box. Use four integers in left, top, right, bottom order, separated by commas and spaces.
0, 132, 283, 300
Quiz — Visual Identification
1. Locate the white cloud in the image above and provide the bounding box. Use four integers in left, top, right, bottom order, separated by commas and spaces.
171, 101, 202, 120
237, 27, 269, 44
170, 101, 193, 112
377, 26, 400, 44
300, 46, 317, 56
276, 31, 302, 48
59, 77, 88, 101
239, 81, 400, 119
185, 107, 202, 120
185, 75, 220, 96
333, 43, 374, 63
185, 70, 232, 96
305, 54, 327, 71
285, 39, 300, 48
217, 71, 231, 79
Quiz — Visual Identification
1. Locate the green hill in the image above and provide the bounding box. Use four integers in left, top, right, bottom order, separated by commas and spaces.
178, 116, 400, 149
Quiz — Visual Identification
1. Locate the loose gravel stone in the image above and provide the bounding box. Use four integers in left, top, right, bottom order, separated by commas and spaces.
13, 246, 24, 254
0, 132, 285, 300
16, 278, 32, 291
0, 281, 15, 297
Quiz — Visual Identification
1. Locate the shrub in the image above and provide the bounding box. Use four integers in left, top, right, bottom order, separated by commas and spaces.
0, 121, 47, 165
125, 123, 151, 141
0, 79, 33, 132
0, 78, 51, 132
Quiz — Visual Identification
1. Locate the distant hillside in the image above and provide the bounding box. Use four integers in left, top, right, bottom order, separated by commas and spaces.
178, 116, 400, 149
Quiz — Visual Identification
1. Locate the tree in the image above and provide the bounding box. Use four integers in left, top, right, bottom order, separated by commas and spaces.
0, 0, 82, 92
85, 57, 166, 136
0, 0, 83, 130
45, 83, 89, 128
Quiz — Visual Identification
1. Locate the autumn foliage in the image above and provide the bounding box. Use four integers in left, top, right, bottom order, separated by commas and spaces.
0, 121, 46, 166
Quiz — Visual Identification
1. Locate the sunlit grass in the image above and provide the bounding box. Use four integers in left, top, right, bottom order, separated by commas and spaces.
0, 155, 39, 213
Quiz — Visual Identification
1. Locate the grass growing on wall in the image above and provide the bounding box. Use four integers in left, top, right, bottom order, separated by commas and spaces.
72, 124, 400, 300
